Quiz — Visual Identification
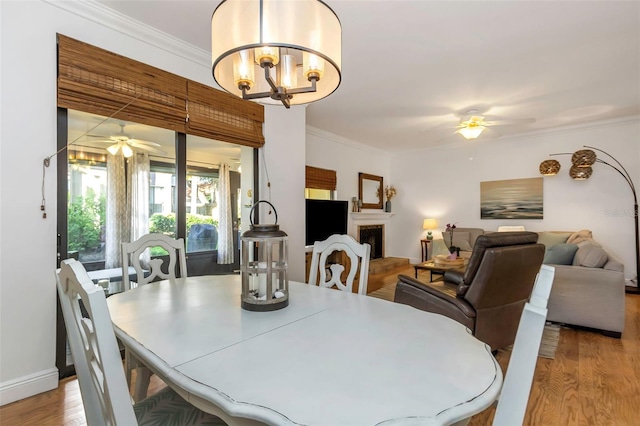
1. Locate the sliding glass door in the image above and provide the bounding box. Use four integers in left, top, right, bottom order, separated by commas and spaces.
56, 108, 256, 376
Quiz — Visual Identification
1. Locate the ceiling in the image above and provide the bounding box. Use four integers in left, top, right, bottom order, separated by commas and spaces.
95, 0, 640, 153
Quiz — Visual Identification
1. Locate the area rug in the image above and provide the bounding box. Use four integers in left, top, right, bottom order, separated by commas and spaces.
503, 322, 561, 359
537, 322, 561, 359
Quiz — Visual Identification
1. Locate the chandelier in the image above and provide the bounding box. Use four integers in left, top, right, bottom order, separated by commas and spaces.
211, 0, 342, 108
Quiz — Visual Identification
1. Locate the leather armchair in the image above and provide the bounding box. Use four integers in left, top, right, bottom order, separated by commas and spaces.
395, 232, 545, 350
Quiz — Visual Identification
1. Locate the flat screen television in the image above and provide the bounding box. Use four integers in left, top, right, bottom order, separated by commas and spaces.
305, 199, 349, 246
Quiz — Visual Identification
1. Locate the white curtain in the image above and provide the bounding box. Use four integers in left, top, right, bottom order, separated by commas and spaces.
105, 152, 128, 268
217, 163, 234, 264
128, 151, 150, 267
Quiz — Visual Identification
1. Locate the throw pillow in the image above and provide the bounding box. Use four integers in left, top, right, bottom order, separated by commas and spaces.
566, 229, 593, 244
537, 232, 572, 250
543, 243, 579, 265
573, 244, 608, 268
440, 231, 473, 251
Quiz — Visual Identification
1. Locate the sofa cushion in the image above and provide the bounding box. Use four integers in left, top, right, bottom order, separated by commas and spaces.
543, 243, 579, 265
440, 231, 473, 251
537, 232, 571, 250
573, 243, 608, 268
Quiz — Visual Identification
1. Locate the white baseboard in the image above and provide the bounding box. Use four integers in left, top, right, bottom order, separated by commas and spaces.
0, 368, 58, 406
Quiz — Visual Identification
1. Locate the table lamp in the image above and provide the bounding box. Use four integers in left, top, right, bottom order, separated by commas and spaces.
423, 218, 437, 240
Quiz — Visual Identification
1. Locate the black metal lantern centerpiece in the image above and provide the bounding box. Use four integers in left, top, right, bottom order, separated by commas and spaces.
240, 201, 289, 311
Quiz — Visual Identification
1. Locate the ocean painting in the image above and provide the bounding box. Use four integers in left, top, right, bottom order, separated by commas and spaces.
480, 178, 543, 219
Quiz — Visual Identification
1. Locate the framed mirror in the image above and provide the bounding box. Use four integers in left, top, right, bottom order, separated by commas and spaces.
358, 172, 384, 209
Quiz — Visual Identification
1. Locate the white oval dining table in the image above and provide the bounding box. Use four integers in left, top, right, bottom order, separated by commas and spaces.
107, 275, 502, 426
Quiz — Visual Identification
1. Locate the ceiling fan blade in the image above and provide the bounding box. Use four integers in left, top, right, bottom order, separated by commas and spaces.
128, 139, 161, 147
483, 117, 536, 126
83, 139, 113, 144
127, 141, 167, 155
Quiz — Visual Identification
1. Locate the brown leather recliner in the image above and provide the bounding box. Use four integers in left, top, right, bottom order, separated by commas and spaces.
395, 232, 545, 351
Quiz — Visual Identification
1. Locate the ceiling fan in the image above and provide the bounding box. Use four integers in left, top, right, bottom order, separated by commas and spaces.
455, 110, 536, 140
84, 123, 167, 157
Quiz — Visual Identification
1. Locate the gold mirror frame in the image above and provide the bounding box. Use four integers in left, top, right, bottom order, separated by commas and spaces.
358, 172, 383, 209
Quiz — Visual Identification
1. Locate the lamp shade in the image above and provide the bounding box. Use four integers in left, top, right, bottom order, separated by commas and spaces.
211, 0, 342, 106
539, 159, 561, 176
569, 165, 593, 180
423, 219, 437, 230
572, 149, 596, 167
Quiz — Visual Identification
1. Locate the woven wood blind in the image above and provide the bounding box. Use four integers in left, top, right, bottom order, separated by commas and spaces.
306, 166, 337, 190
187, 81, 264, 147
57, 34, 264, 147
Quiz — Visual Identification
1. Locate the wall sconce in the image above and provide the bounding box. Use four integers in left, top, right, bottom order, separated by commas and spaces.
539, 145, 638, 293
423, 218, 437, 240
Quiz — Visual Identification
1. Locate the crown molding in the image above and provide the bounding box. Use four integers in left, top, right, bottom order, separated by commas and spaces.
43, 0, 210, 67
306, 125, 390, 155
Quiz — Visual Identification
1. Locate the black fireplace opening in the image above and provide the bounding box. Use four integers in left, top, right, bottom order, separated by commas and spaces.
359, 225, 383, 259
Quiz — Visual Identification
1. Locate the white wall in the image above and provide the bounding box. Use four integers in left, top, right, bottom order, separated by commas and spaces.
0, 0, 307, 403
387, 118, 640, 282
306, 126, 390, 204
262, 106, 307, 282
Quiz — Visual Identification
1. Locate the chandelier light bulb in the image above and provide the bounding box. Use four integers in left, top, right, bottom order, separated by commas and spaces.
233, 50, 256, 90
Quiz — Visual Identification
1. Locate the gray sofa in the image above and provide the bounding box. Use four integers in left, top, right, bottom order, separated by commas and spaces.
431, 228, 625, 337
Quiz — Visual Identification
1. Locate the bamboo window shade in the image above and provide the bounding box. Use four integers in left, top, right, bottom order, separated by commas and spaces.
305, 166, 337, 190
56, 34, 264, 147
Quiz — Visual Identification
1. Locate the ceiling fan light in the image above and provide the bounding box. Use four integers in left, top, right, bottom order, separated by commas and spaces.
106, 144, 119, 156
458, 125, 485, 140
121, 144, 134, 158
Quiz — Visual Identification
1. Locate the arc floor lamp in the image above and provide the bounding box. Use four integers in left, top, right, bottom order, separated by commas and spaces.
540, 145, 639, 294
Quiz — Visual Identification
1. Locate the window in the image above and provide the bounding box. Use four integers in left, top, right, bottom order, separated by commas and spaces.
305, 166, 337, 200
65, 110, 252, 269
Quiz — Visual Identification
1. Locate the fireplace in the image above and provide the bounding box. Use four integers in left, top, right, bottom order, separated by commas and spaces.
358, 225, 384, 259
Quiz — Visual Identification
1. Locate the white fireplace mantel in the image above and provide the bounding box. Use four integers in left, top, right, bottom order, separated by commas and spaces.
350, 212, 395, 221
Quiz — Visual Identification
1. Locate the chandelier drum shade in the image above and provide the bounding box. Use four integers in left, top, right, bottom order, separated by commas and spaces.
211, 0, 342, 108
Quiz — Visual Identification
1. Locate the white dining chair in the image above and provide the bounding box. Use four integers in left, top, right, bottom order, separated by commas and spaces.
55, 258, 226, 426
121, 233, 188, 401
308, 234, 371, 295
121, 233, 188, 291
493, 264, 556, 425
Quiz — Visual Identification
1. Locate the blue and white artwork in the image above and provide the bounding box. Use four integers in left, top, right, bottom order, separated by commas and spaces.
480, 178, 543, 219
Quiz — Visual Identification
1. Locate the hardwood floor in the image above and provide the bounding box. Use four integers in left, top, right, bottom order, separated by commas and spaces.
2, 265, 639, 425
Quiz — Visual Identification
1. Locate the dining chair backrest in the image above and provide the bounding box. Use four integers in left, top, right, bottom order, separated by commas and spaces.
308, 234, 371, 295
56, 259, 137, 425
121, 233, 187, 290
493, 264, 556, 426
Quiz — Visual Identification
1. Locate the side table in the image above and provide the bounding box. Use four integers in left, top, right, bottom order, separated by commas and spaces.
420, 239, 432, 262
